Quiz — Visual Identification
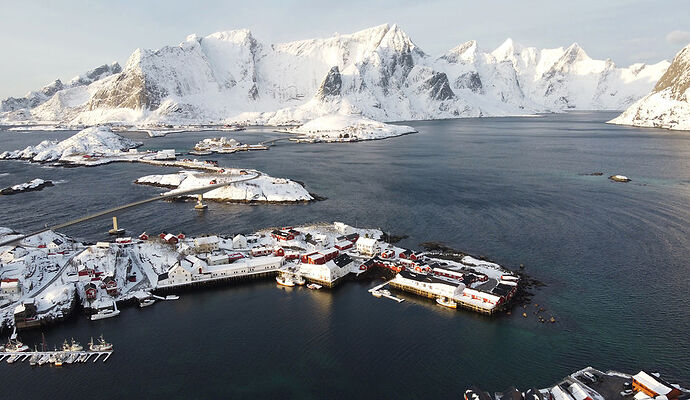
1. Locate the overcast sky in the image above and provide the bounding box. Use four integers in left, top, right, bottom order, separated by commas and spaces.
1, 0, 689, 99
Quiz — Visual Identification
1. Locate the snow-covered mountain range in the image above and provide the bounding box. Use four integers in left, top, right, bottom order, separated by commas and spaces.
609, 44, 690, 130
0, 24, 671, 127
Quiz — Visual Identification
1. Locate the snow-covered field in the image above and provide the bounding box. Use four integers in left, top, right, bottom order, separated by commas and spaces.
285, 114, 417, 142
135, 169, 314, 202
0, 222, 516, 330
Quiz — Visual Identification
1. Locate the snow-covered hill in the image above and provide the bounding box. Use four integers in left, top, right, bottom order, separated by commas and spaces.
609, 44, 690, 130
135, 170, 314, 202
1, 24, 670, 127
286, 114, 416, 141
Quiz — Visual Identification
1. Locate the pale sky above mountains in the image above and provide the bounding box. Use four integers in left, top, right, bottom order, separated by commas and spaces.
1, 0, 688, 98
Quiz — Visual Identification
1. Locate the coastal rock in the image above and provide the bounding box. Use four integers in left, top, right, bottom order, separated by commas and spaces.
0, 179, 54, 195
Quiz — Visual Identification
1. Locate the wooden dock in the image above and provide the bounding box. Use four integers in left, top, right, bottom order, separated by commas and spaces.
0, 350, 113, 365
369, 280, 405, 303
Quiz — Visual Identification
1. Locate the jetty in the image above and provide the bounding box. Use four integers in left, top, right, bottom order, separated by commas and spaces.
0, 350, 113, 365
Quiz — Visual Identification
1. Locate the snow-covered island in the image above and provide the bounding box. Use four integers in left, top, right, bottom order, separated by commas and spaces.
0, 222, 520, 331
190, 136, 268, 155
283, 114, 417, 142
0, 179, 54, 195
0, 126, 143, 164
610, 44, 690, 131
135, 168, 314, 203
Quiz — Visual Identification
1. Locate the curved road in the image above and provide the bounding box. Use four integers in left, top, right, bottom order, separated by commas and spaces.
0, 172, 260, 247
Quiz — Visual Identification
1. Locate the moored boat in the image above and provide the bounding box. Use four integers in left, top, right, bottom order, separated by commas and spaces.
276, 274, 295, 287
436, 296, 457, 309
139, 298, 156, 308
307, 283, 322, 290
5, 339, 29, 353
89, 335, 113, 352
165, 295, 179, 300
371, 290, 383, 298
294, 275, 306, 285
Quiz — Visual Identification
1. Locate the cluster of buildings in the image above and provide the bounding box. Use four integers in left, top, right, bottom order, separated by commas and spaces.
464, 368, 688, 400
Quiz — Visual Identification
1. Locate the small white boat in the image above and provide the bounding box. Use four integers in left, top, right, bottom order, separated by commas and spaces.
380, 289, 391, 296
436, 296, 458, 309
307, 283, 322, 290
38, 354, 50, 365
276, 274, 295, 287
6, 354, 19, 364
139, 298, 156, 308
165, 295, 179, 300
294, 275, 306, 285
371, 290, 383, 298
29, 354, 39, 366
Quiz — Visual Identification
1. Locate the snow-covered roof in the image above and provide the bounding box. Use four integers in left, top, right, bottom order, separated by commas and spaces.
0, 280, 19, 289
208, 254, 229, 263
194, 236, 219, 245
633, 371, 673, 395
568, 382, 591, 400
356, 237, 378, 247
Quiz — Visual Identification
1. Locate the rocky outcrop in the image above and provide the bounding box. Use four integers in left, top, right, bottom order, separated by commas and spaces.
315, 67, 342, 99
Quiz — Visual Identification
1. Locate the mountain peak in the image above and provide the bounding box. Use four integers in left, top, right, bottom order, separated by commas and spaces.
492, 38, 522, 60
442, 40, 479, 63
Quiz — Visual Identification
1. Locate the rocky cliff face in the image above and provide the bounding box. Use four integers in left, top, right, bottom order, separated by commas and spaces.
609, 44, 690, 130
0, 24, 672, 126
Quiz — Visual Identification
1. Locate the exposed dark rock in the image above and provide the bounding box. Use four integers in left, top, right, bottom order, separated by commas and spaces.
315, 66, 342, 99
454, 71, 483, 93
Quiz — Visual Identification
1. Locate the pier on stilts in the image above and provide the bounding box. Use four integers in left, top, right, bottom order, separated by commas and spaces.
0, 350, 113, 366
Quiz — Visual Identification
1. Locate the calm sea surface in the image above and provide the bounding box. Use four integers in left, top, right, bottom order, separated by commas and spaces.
0, 112, 688, 399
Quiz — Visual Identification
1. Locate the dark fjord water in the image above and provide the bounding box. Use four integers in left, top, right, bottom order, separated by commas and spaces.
0, 112, 688, 399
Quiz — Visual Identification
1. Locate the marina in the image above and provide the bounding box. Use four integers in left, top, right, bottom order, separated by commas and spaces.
0, 350, 113, 365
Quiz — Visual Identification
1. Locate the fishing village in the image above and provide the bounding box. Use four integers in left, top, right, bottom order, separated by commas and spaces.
0, 221, 521, 333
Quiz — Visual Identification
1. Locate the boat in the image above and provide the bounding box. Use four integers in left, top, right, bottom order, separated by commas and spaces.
66, 353, 77, 364
371, 290, 383, 298
139, 298, 156, 308
165, 295, 179, 300
48, 353, 56, 364
436, 296, 458, 309
307, 283, 322, 290
91, 303, 120, 321
5, 339, 29, 352
6, 354, 19, 364
89, 335, 113, 352
54, 353, 63, 366
276, 274, 295, 287
380, 289, 391, 296
38, 354, 50, 365
29, 353, 39, 366
188, 150, 213, 156
69, 338, 83, 352
294, 275, 306, 285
